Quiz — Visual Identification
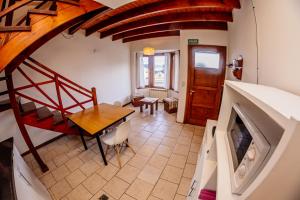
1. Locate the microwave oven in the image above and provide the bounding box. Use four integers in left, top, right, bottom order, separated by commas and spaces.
226, 104, 271, 194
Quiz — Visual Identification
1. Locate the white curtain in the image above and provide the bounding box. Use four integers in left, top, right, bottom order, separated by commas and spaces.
136, 52, 145, 88
173, 51, 180, 91
164, 53, 171, 89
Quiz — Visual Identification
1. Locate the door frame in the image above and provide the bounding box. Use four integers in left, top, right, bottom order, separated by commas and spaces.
184, 44, 227, 124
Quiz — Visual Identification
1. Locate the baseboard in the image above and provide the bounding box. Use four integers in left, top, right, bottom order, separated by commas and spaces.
21, 134, 66, 156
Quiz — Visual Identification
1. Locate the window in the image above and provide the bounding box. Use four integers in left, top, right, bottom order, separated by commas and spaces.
142, 57, 149, 86
195, 52, 220, 69
154, 56, 166, 87
137, 52, 179, 90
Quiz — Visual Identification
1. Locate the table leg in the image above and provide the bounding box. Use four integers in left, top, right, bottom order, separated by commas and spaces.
96, 133, 108, 165
150, 104, 154, 115
140, 103, 143, 113
79, 128, 88, 150
156, 101, 158, 110
145, 104, 148, 109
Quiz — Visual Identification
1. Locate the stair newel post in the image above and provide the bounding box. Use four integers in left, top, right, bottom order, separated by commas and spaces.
91, 87, 98, 105
54, 75, 65, 120
5, 72, 49, 172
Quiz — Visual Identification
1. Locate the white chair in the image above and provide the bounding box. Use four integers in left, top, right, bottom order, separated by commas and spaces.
101, 121, 135, 168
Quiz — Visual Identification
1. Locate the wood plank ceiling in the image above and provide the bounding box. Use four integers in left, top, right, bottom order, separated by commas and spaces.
79, 0, 241, 42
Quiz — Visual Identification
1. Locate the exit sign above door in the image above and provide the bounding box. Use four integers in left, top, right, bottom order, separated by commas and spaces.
188, 39, 199, 45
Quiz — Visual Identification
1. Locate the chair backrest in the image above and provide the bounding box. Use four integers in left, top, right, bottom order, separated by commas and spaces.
114, 121, 131, 144
113, 101, 122, 107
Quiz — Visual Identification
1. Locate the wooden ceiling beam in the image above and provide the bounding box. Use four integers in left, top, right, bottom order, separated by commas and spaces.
122, 30, 180, 43
100, 11, 232, 38
84, 0, 238, 36
112, 21, 228, 41
68, 6, 110, 35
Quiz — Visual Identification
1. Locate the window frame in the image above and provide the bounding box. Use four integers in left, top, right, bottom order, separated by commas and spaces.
140, 53, 166, 89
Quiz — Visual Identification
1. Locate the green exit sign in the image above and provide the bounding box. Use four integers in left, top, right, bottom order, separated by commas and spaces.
188, 39, 199, 45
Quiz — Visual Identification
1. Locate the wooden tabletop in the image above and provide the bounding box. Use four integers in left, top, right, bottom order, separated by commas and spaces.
68, 103, 135, 135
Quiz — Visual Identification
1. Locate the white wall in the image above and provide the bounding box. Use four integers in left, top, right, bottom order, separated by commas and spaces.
0, 31, 131, 153
228, 0, 300, 95
177, 30, 228, 123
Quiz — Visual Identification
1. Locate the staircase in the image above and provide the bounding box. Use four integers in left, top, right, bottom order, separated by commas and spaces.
0, 0, 108, 172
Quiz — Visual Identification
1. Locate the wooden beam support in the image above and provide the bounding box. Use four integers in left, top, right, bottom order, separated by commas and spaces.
100, 11, 232, 38
68, 6, 110, 35
5, 72, 49, 172
0, 0, 33, 19
123, 30, 180, 43
28, 9, 57, 16
112, 21, 228, 41
0, 25, 31, 32
84, 0, 238, 36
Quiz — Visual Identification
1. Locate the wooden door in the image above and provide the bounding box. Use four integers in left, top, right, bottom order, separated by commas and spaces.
185, 45, 226, 126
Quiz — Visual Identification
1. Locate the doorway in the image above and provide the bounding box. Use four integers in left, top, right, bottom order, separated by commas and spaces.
184, 45, 226, 126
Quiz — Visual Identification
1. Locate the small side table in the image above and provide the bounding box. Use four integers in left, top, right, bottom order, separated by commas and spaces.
140, 97, 159, 115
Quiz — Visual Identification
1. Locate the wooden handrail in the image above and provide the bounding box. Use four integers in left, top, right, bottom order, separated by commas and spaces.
0, 0, 33, 18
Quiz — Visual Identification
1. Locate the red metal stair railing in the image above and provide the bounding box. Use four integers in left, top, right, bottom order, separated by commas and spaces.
6, 57, 98, 172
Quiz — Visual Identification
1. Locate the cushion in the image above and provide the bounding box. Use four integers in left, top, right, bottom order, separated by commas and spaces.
52, 110, 64, 125
36, 106, 53, 121
21, 102, 36, 114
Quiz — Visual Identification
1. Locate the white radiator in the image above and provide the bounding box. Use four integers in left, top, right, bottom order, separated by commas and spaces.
149, 88, 168, 102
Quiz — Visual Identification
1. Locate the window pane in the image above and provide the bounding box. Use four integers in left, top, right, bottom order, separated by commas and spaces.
195, 52, 220, 69
142, 57, 149, 86
154, 56, 166, 88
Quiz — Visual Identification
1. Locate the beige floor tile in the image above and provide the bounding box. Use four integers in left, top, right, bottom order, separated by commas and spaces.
148, 154, 168, 170
103, 177, 129, 199
152, 179, 178, 200
161, 137, 177, 147
147, 196, 161, 200
174, 194, 186, 200
126, 178, 154, 200
128, 154, 149, 169
138, 165, 162, 184
80, 160, 101, 176
66, 169, 87, 188
66, 147, 83, 158
52, 165, 70, 181
168, 154, 187, 169
165, 130, 181, 138
176, 136, 192, 146
98, 163, 119, 181
66, 184, 92, 200
83, 173, 107, 194
187, 152, 198, 165
190, 143, 201, 153
50, 179, 72, 200
173, 144, 190, 156
161, 165, 183, 184
53, 154, 69, 167
90, 190, 116, 200
78, 149, 97, 162
65, 157, 84, 172
180, 130, 194, 139
120, 194, 136, 200
145, 138, 161, 147
156, 145, 172, 158
177, 177, 192, 196
192, 136, 203, 144
116, 164, 140, 184
40, 173, 56, 189
138, 144, 156, 157
109, 152, 132, 168
183, 164, 196, 178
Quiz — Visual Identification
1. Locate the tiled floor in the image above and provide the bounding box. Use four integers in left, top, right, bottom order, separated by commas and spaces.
23, 104, 204, 200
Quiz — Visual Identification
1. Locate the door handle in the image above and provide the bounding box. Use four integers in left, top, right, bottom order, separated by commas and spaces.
190, 90, 195, 95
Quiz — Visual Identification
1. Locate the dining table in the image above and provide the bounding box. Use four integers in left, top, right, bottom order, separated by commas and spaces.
68, 103, 135, 165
